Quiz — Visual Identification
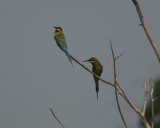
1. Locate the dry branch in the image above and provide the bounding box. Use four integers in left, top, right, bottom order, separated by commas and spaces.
50, 108, 66, 128
109, 41, 128, 128
132, 0, 160, 63
142, 78, 152, 116
151, 84, 155, 128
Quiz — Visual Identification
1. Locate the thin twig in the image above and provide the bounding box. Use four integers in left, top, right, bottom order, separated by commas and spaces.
150, 84, 155, 128
107, 56, 114, 72
115, 53, 123, 60
142, 78, 152, 116
50, 108, 66, 128
143, 84, 147, 116
132, 0, 160, 63
109, 41, 128, 128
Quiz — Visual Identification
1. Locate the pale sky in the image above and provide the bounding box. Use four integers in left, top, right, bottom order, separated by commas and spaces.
0, 0, 160, 128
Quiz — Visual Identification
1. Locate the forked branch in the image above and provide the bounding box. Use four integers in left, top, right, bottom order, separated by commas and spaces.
109, 41, 128, 128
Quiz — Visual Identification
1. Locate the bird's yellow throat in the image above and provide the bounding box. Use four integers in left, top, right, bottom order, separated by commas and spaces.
54, 29, 62, 35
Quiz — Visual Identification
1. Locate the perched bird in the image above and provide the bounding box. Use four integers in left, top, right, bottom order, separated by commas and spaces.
53, 26, 73, 66
83, 57, 103, 100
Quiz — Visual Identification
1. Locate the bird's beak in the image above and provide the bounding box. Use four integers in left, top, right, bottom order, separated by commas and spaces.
83, 60, 89, 62
53, 26, 57, 29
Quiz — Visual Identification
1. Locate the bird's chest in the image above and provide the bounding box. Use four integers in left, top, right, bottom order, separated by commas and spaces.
54, 33, 65, 42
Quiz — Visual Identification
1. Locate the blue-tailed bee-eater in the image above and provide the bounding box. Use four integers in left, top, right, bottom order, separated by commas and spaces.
83, 57, 103, 100
54, 26, 73, 66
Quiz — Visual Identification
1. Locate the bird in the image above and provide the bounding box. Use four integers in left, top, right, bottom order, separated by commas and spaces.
83, 57, 103, 100
53, 26, 73, 66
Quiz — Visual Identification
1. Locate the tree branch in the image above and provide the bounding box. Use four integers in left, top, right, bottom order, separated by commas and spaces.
50, 108, 67, 128
109, 41, 128, 128
142, 78, 152, 116
132, 0, 160, 63
150, 84, 155, 128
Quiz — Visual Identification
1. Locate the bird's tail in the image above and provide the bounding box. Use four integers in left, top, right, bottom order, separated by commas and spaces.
66, 51, 73, 67
95, 83, 99, 100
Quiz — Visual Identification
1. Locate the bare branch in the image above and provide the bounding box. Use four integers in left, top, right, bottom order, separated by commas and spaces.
115, 53, 123, 60
50, 108, 66, 128
151, 84, 155, 128
142, 78, 152, 116
132, 0, 160, 63
109, 41, 128, 128
107, 56, 114, 72
143, 84, 147, 116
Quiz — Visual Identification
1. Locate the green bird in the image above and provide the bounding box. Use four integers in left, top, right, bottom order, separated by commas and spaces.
83, 57, 103, 100
54, 26, 73, 66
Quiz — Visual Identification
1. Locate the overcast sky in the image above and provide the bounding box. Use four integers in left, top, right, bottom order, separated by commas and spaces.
0, 0, 160, 128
